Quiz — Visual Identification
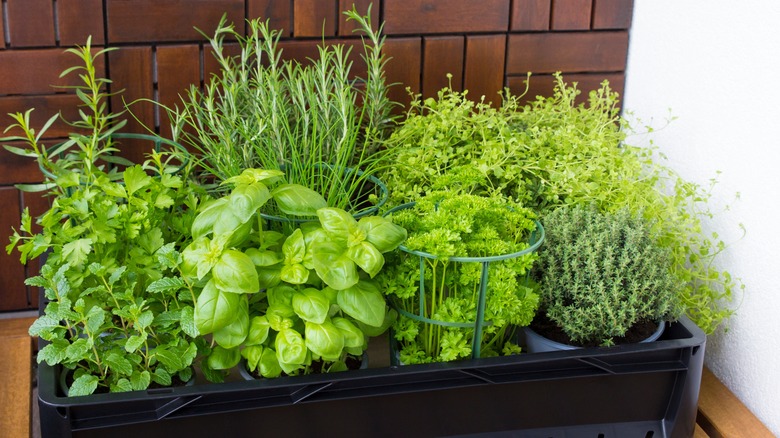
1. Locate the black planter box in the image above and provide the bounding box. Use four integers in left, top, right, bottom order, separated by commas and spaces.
38, 317, 705, 437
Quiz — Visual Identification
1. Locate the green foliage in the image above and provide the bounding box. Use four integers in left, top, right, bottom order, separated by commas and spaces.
380, 74, 743, 333
535, 206, 683, 346
166, 6, 395, 214
2, 39, 202, 396
378, 192, 540, 364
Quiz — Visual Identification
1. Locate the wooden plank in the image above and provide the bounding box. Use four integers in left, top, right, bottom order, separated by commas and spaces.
156, 45, 201, 138
506, 72, 625, 105
693, 423, 709, 437
551, 0, 592, 31
248, 0, 293, 36
382, 37, 422, 111
293, 0, 337, 37
422, 36, 464, 99
6, 0, 55, 47
106, 0, 243, 43
384, 0, 510, 35
338, 0, 379, 36
511, 0, 551, 31
0, 317, 37, 337
0, 335, 32, 438
57, 0, 105, 46
464, 34, 506, 105
0, 6, 6, 49
0, 187, 30, 311
0, 94, 85, 140
0, 48, 106, 95
592, 0, 634, 30
697, 367, 774, 438
506, 32, 629, 74
0, 140, 46, 185
107, 46, 154, 165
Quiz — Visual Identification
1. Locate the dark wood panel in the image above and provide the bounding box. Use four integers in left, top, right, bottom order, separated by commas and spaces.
0, 140, 45, 185
21, 190, 51, 308
383, 37, 422, 111
293, 0, 337, 37
384, 0, 510, 35
106, 0, 243, 43
108, 46, 154, 165
505, 72, 625, 105
506, 32, 628, 74
422, 36, 464, 99
156, 45, 201, 138
0, 49, 106, 95
338, 0, 379, 36
0, 8, 6, 49
551, 0, 593, 30
277, 39, 367, 78
6, 0, 55, 47
248, 0, 293, 36
57, 0, 105, 46
0, 187, 29, 311
464, 35, 506, 106
592, 0, 634, 29
512, 0, 552, 31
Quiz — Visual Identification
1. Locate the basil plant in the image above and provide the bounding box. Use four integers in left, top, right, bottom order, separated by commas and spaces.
172, 169, 406, 380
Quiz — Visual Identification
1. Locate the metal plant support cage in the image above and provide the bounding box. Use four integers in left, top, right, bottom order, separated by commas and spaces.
384, 202, 545, 361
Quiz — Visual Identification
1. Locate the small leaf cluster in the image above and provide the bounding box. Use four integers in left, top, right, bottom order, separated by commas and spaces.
380, 74, 743, 333
378, 192, 539, 364
174, 169, 407, 379
534, 206, 683, 346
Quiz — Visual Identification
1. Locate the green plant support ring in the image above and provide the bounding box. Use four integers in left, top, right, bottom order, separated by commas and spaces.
384, 202, 545, 358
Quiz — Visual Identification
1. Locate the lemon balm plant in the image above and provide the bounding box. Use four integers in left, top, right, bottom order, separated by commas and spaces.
2, 40, 202, 396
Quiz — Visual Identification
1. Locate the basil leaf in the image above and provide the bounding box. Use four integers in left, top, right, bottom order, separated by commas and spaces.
316, 208, 357, 241
207, 345, 241, 370
246, 316, 271, 346
194, 280, 240, 334
275, 328, 307, 365
310, 241, 358, 290
213, 250, 259, 294
358, 216, 407, 253
213, 295, 249, 349
191, 197, 229, 239
337, 280, 386, 328
292, 288, 330, 324
272, 183, 327, 216
346, 241, 384, 277
230, 181, 271, 222
305, 320, 345, 362
332, 317, 366, 349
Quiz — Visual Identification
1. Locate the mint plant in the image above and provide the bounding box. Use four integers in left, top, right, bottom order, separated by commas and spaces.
3, 39, 202, 396
380, 74, 742, 334
378, 192, 540, 364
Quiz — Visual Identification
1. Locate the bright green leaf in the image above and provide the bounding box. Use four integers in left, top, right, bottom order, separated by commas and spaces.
337, 280, 386, 328
272, 184, 327, 217
213, 250, 260, 294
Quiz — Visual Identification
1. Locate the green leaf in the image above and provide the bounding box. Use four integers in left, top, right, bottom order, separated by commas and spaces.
125, 335, 145, 353
37, 339, 69, 365
316, 207, 357, 241
241, 345, 263, 372
223, 168, 284, 186
28, 315, 60, 337
267, 284, 296, 313
213, 250, 260, 294
112, 378, 133, 393
357, 308, 397, 337
85, 306, 106, 334
154, 348, 185, 371
332, 317, 365, 349
62, 238, 93, 267
246, 315, 271, 346
346, 241, 384, 277
271, 184, 327, 216
305, 320, 345, 361
131, 370, 151, 391
124, 165, 152, 196
310, 241, 358, 290
207, 345, 241, 370
147, 277, 185, 293
151, 368, 172, 386
358, 216, 407, 253
337, 281, 386, 328
137, 310, 154, 329
245, 248, 283, 267
275, 328, 307, 365
213, 295, 249, 349
105, 352, 133, 376
65, 338, 91, 362
280, 264, 310, 285
69, 374, 99, 397
292, 288, 330, 324
230, 181, 271, 222
2, 144, 38, 158
192, 197, 229, 239
180, 306, 198, 338
194, 279, 240, 334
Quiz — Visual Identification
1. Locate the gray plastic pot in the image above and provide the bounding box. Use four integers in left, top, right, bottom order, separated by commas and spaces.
522, 321, 666, 353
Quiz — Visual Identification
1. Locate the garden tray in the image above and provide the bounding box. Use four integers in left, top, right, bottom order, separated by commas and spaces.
37, 317, 705, 437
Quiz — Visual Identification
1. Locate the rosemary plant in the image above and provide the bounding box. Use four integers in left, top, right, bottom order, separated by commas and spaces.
166, 6, 395, 215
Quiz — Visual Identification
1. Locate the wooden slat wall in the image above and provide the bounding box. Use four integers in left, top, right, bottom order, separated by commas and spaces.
0, 0, 633, 311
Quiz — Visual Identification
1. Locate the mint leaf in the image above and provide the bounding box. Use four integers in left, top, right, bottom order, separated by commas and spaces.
69, 374, 99, 397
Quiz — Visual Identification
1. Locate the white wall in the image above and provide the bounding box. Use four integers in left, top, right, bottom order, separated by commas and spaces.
623, 1, 780, 433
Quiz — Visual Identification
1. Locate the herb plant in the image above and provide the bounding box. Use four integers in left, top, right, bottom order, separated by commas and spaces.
3, 39, 201, 396
165, 6, 394, 215
533, 206, 682, 347
378, 192, 540, 364
380, 74, 742, 333
169, 168, 406, 379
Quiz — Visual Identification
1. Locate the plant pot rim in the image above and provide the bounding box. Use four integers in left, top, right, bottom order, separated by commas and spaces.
523, 319, 667, 352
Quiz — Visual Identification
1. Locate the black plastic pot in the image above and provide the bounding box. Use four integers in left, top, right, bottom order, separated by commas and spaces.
37, 316, 705, 437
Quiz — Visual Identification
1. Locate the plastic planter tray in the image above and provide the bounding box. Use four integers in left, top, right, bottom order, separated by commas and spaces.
38, 317, 705, 438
